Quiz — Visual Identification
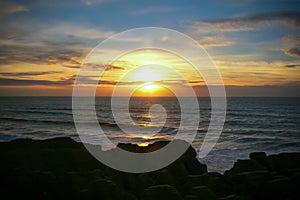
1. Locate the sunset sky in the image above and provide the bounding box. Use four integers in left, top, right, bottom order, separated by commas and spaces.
0, 0, 299, 96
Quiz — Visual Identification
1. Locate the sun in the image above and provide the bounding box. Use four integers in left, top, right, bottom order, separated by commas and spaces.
137, 142, 150, 147
139, 82, 162, 94
129, 66, 163, 82
100, 49, 204, 97
142, 82, 159, 91
132, 82, 164, 97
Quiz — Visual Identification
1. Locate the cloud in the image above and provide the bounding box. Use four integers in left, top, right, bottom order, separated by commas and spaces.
197, 36, 233, 47
0, 22, 117, 70
67, 63, 126, 70
283, 64, 300, 68
283, 36, 300, 59
43, 23, 115, 40
74, 77, 195, 87
132, 6, 175, 15
1, 71, 62, 77
190, 11, 300, 33
80, 0, 115, 6
0, 19, 115, 70
285, 47, 300, 59
0, 1, 28, 16
0, 19, 115, 47
188, 80, 205, 86
99, 79, 195, 86
0, 75, 75, 86
106, 65, 125, 70
41, 40, 86, 47
0, 44, 85, 68
0, 74, 181, 87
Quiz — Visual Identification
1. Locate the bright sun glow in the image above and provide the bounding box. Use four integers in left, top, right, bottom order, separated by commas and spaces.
142, 82, 159, 90
100, 49, 202, 97
137, 142, 150, 147
130, 66, 163, 82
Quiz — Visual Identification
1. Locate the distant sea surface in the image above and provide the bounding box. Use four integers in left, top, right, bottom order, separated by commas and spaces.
0, 96, 299, 172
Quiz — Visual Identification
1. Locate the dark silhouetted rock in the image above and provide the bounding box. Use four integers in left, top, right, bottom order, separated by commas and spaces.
143, 184, 182, 200
0, 138, 299, 199
187, 185, 217, 199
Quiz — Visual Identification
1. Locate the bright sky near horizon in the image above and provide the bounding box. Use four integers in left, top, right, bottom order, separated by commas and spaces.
0, 0, 299, 96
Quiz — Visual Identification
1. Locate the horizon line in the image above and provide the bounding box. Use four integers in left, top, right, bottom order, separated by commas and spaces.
0, 95, 299, 98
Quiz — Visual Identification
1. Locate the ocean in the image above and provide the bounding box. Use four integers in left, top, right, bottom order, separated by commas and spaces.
0, 96, 299, 173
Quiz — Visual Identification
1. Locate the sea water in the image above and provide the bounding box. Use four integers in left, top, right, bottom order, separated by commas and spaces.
0, 96, 299, 172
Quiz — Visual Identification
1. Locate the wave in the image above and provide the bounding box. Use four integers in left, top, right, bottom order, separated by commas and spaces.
0, 117, 74, 125
0, 116, 180, 134
1, 109, 72, 115
0, 132, 28, 142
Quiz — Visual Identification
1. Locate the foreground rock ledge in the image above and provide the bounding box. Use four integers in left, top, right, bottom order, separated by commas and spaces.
0, 137, 299, 199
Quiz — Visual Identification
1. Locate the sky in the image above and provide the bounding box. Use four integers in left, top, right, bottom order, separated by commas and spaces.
0, 0, 300, 96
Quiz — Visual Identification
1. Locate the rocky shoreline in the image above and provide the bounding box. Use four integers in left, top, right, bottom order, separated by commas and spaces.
0, 137, 299, 199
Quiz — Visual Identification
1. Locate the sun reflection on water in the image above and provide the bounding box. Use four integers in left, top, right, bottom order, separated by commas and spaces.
137, 142, 150, 147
